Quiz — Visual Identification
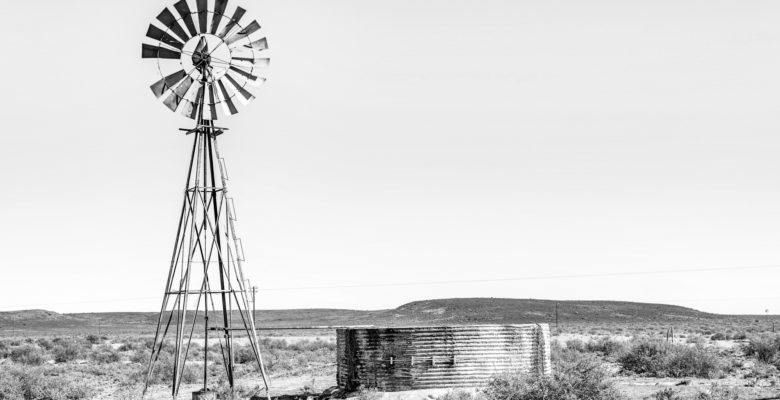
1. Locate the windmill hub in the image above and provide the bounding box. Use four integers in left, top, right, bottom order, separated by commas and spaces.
191, 50, 211, 69
142, 1, 269, 120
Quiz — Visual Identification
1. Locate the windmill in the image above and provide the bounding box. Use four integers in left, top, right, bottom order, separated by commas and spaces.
140, 0, 270, 398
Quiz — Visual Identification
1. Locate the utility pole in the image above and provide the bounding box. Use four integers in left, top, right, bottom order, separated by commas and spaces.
766, 309, 771, 333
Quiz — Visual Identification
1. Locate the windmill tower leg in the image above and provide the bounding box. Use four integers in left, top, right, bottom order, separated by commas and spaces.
143, 124, 270, 399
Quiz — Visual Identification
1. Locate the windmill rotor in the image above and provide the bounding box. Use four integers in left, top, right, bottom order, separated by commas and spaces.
142, 0, 269, 120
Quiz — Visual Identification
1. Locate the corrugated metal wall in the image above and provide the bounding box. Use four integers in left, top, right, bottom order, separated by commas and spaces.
337, 324, 552, 391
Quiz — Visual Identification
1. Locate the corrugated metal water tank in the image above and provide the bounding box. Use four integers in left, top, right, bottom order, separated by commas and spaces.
337, 324, 552, 391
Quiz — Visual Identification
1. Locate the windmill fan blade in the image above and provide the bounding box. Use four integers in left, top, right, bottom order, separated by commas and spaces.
142, 44, 181, 59
225, 20, 261, 46
224, 73, 255, 102
217, 7, 246, 38
242, 37, 267, 51
150, 70, 188, 98
211, 0, 229, 34
217, 79, 239, 115
173, 0, 198, 38
156, 8, 190, 42
163, 76, 194, 111
231, 56, 254, 64
180, 100, 195, 118
196, 0, 208, 34
146, 24, 184, 50
229, 65, 257, 81
232, 57, 269, 67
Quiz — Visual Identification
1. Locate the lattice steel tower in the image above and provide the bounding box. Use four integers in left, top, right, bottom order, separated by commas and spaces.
140, 0, 270, 397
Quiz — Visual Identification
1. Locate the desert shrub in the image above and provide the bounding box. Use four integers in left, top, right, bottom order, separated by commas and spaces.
35, 338, 53, 351
138, 352, 200, 386
52, 339, 83, 363
0, 341, 9, 359
354, 389, 383, 400
695, 384, 739, 400
586, 337, 628, 359
213, 382, 266, 400
482, 353, 623, 400
0, 366, 94, 400
89, 345, 121, 364
85, 334, 100, 345
651, 388, 683, 400
131, 349, 150, 364
686, 335, 706, 345
710, 333, 727, 341
564, 338, 585, 352
436, 390, 485, 400
742, 334, 780, 365
234, 345, 257, 364
664, 346, 723, 378
731, 332, 748, 341
10, 345, 46, 366
618, 340, 723, 378
117, 343, 134, 352
0, 367, 24, 400
248, 338, 335, 375
743, 361, 779, 380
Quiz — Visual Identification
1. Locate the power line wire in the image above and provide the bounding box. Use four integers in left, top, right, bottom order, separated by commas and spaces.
3, 264, 780, 310
256, 264, 780, 291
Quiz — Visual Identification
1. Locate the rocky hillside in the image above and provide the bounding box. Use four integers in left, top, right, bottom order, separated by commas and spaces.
0, 298, 728, 335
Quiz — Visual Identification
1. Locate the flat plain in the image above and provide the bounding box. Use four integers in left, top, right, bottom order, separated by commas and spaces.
1, 298, 778, 400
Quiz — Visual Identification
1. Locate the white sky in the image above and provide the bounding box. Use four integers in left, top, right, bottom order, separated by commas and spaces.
1, 0, 780, 314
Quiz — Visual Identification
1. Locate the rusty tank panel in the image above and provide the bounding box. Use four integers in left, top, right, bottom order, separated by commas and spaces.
336, 324, 552, 391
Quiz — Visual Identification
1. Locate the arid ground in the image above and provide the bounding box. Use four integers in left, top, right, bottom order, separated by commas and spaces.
1, 299, 779, 400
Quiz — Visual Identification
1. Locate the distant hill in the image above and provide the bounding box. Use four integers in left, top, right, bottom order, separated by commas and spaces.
0, 298, 741, 336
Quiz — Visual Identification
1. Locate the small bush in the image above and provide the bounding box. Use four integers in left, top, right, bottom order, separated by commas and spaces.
0, 341, 9, 358
483, 353, 623, 400
10, 345, 46, 365
742, 334, 780, 365
131, 349, 150, 364
52, 339, 83, 363
652, 388, 683, 400
586, 337, 628, 359
686, 335, 706, 345
117, 343, 134, 352
85, 334, 100, 345
744, 361, 778, 380
436, 390, 484, 400
695, 384, 739, 400
354, 389, 383, 400
89, 345, 121, 364
140, 353, 200, 385
0, 367, 23, 400
564, 338, 585, 352
711, 333, 727, 341
618, 340, 724, 378
0, 366, 94, 400
35, 338, 53, 351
